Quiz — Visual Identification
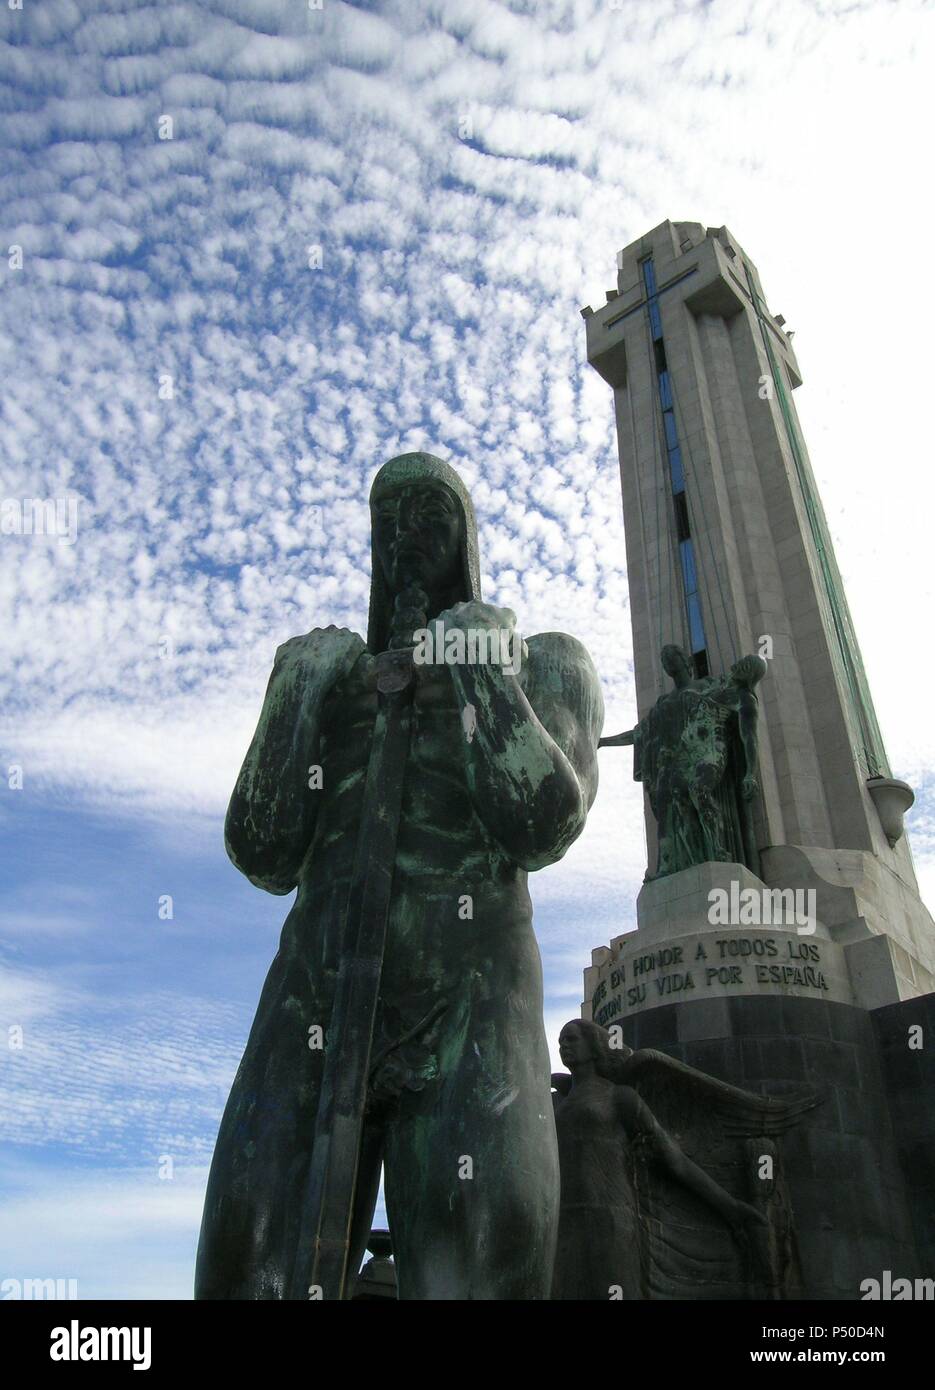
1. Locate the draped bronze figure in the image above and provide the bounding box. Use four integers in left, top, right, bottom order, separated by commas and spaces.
601, 645, 767, 880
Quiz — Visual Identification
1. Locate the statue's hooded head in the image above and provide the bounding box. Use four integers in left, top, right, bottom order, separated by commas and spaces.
367, 452, 482, 653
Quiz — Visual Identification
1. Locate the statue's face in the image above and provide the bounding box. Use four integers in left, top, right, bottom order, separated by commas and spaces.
558, 1023, 592, 1068
732, 654, 767, 690
374, 483, 462, 595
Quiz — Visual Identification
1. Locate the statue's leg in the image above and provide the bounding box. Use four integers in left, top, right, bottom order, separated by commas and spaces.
690, 771, 729, 862
194, 943, 332, 1300
553, 1204, 642, 1300
653, 772, 678, 875
382, 994, 559, 1300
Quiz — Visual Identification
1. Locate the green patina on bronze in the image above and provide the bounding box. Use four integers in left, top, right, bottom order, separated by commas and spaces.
196, 452, 604, 1300
601, 644, 766, 881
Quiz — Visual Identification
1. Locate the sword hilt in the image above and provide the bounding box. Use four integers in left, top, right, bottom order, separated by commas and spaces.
375, 646, 415, 694
388, 580, 428, 651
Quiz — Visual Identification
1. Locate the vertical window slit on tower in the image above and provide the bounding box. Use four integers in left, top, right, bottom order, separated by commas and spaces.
674, 491, 690, 542
641, 253, 709, 667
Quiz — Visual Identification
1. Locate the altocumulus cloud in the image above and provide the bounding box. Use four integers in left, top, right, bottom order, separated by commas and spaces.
0, 0, 931, 833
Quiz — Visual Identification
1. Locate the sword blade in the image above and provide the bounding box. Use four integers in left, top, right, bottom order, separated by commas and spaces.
289, 664, 414, 1300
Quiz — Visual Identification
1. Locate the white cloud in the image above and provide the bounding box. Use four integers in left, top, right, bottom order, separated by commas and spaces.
0, 1156, 208, 1299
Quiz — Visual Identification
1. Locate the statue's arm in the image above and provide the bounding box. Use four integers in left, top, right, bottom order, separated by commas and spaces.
444, 612, 604, 871
736, 690, 760, 798
620, 1087, 764, 1233
599, 728, 635, 748
225, 627, 365, 894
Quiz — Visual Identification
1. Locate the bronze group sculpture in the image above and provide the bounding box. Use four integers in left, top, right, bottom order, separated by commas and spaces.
551, 1020, 815, 1300
600, 644, 767, 880
195, 453, 604, 1300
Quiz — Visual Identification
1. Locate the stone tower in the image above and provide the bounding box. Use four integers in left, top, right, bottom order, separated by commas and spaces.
581, 220, 935, 1297
584, 219, 933, 1009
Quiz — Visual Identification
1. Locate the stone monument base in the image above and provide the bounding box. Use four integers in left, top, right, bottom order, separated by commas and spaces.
582, 861, 935, 1298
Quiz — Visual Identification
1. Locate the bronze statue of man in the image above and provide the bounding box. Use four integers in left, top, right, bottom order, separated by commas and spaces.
601, 644, 766, 880
195, 452, 604, 1300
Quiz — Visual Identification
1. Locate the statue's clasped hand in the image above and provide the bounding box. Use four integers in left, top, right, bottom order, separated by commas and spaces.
431, 601, 528, 676
274, 625, 356, 664
271, 626, 364, 687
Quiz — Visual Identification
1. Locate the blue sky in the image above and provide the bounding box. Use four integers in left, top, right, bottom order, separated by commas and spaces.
2, 0, 935, 1299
